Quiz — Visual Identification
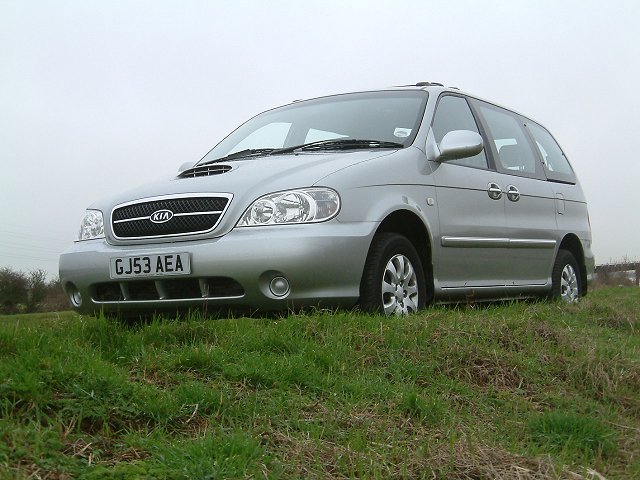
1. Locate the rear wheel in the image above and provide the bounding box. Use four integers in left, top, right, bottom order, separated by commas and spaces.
360, 233, 426, 315
550, 249, 582, 302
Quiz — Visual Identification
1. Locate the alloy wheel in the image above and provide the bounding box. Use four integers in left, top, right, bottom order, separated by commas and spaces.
381, 254, 419, 315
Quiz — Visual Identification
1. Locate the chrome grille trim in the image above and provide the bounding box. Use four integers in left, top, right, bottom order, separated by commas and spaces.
113, 210, 225, 224
111, 193, 233, 240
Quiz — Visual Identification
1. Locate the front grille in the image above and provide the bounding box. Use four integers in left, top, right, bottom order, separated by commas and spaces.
92, 277, 244, 302
178, 164, 233, 178
112, 194, 232, 239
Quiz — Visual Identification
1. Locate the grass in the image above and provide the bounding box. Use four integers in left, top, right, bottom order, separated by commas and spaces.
0, 287, 638, 479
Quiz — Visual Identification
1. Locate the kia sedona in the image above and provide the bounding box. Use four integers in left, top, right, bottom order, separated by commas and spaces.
59, 82, 594, 317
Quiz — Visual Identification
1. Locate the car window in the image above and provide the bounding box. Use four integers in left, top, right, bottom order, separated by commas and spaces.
526, 121, 576, 183
305, 128, 348, 143
228, 122, 292, 153
476, 103, 541, 178
201, 91, 428, 163
432, 95, 488, 169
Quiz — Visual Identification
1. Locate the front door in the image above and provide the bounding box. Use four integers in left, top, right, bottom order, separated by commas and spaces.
429, 94, 509, 288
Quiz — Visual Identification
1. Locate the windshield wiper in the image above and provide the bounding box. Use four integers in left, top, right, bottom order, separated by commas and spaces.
200, 148, 276, 165
199, 139, 404, 166
272, 139, 405, 154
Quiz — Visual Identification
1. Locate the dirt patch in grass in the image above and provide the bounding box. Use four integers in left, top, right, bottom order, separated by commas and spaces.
441, 347, 526, 391
63, 436, 147, 467
583, 302, 638, 331
428, 436, 609, 480
571, 357, 640, 417
5, 464, 74, 480
265, 428, 606, 479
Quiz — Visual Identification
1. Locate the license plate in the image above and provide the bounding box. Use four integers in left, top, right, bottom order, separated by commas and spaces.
109, 253, 191, 279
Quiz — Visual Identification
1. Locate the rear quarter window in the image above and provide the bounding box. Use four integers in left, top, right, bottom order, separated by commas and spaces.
526, 122, 577, 184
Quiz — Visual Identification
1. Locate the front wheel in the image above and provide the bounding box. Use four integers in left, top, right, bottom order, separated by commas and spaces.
359, 233, 426, 315
550, 249, 582, 302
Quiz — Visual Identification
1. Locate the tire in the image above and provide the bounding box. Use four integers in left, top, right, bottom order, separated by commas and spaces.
550, 249, 582, 302
360, 233, 427, 315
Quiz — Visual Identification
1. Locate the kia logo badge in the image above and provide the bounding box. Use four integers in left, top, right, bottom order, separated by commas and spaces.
149, 209, 174, 224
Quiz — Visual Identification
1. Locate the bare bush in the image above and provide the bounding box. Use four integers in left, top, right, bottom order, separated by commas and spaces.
0, 267, 70, 314
594, 269, 635, 288
40, 277, 71, 312
0, 267, 29, 314
27, 269, 48, 311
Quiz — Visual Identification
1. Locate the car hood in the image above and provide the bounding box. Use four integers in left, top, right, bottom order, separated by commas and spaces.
91, 149, 397, 240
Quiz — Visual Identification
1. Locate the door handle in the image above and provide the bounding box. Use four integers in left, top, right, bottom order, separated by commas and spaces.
487, 183, 502, 200
506, 185, 520, 202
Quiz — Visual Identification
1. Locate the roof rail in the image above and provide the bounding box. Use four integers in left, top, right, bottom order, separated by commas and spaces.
393, 81, 446, 88
415, 81, 443, 87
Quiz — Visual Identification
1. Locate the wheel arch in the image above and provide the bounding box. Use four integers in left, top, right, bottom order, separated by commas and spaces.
558, 233, 588, 295
373, 209, 434, 303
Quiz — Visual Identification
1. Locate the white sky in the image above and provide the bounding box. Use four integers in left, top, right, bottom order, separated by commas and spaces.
1, 0, 639, 278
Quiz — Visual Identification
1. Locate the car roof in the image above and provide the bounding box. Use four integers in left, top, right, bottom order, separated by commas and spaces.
289, 82, 542, 128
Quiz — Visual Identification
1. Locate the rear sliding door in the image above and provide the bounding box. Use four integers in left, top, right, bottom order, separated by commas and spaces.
471, 100, 557, 286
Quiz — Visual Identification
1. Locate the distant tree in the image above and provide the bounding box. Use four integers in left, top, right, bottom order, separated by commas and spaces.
27, 269, 48, 312
0, 267, 29, 314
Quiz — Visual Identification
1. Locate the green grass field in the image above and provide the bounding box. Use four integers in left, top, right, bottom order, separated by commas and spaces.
0, 288, 638, 479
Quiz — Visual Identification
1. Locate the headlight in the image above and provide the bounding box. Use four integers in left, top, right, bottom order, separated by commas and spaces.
238, 188, 340, 227
77, 210, 105, 241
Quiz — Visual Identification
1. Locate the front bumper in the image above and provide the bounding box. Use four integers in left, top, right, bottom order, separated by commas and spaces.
59, 222, 376, 315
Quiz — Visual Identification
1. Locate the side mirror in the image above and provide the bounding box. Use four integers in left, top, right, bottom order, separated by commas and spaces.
432, 130, 484, 162
178, 161, 196, 173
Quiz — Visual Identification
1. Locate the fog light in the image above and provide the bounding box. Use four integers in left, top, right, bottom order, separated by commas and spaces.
269, 276, 290, 297
69, 285, 82, 307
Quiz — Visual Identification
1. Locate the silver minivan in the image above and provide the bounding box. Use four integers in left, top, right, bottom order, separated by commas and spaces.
59, 82, 594, 316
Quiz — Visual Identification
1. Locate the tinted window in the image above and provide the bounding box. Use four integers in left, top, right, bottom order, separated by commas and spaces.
526, 122, 576, 183
477, 104, 541, 177
432, 95, 487, 169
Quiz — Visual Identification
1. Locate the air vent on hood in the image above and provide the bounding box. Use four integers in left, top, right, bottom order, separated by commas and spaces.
178, 164, 232, 178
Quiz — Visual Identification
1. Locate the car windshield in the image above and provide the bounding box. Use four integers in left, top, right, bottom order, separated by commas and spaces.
199, 90, 428, 164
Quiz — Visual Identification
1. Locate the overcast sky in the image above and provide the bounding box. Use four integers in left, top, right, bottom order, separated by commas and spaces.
1, 0, 639, 278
